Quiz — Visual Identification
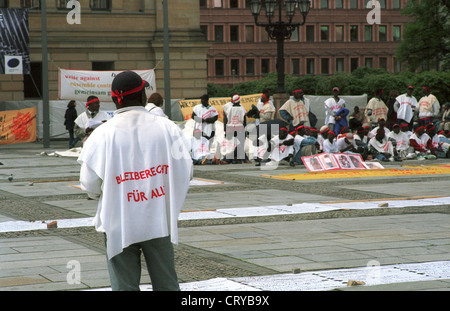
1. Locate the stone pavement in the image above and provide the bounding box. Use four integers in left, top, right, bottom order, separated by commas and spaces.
0, 141, 449, 292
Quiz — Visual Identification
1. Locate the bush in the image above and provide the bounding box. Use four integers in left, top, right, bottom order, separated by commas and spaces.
207, 69, 449, 104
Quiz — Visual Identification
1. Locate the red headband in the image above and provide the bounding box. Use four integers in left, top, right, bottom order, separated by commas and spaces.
415, 126, 425, 133
422, 86, 431, 92
86, 98, 99, 108
111, 80, 146, 106
293, 89, 303, 94
280, 127, 288, 131
261, 94, 269, 102
328, 131, 336, 136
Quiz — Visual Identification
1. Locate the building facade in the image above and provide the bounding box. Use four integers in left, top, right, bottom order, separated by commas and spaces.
0, 0, 210, 101
201, 0, 412, 86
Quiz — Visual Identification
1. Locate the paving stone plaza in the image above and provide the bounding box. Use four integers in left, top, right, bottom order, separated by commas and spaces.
1, 141, 449, 293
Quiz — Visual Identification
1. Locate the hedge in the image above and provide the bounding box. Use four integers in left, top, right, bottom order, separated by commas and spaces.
207, 68, 449, 105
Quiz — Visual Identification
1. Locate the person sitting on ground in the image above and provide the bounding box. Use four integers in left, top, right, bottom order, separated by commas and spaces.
368, 128, 400, 162
316, 125, 329, 152
348, 106, 364, 131
336, 132, 358, 154
354, 126, 369, 160
400, 123, 413, 139
291, 125, 318, 166
425, 123, 444, 158
322, 131, 339, 153
145, 92, 168, 118
268, 127, 295, 165
409, 125, 436, 160
74, 96, 111, 143
438, 102, 450, 132
387, 123, 413, 160
190, 129, 217, 165
368, 117, 390, 139
438, 130, 450, 158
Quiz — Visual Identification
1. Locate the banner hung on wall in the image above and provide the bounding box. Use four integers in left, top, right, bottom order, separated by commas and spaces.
178, 93, 262, 123
0, 107, 37, 145
59, 69, 156, 102
0, 9, 30, 75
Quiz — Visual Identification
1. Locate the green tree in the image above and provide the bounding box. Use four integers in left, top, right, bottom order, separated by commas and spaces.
396, 0, 450, 72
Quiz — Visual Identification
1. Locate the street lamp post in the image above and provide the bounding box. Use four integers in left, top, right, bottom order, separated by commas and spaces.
249, 0, 311, 95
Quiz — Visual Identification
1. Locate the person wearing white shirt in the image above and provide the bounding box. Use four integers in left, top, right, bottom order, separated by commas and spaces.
78, 71, 192, 291
145, 92, 168, 118
417, 85, 440, 126
324, 87, 346, 132
322, 131, 339, 153
394, 85, 417, 126
192, 94, 219, 140
74, 96, 111, 142
387, 123, 413, 159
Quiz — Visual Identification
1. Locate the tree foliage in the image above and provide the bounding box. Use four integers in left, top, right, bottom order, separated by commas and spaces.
207, 68, 450, 105
396, 0, 450, 71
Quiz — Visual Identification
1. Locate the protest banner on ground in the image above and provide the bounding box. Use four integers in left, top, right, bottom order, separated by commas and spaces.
58, 69, 156, 102
178, 93, 261, 123
0, 107, 37, 145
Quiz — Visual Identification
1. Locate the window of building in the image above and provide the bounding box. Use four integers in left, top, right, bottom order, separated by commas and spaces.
230, 25, 239, 42
291, 59, 300, 75
320, 26, 329, 42
335, 0, 343, 9
379, 57, 387, 70
261, 29, 269, 42
393, 0, 401, 9
350, 25, 358, 42
393, 25, 401, 41
365, 25, 372, 42
379, 0, 386, 8
215, 25, 224, 42
350, 58, 359, 72
320, 0, 328, 9
57, 0, 71, 9
231, 59, 240, 76
336, 58, 344, 72
200, 0, 207, 9
246, 59, 255, 76
90, 0, 111, 10
0, 0, 7, 8
214, 0, 222, 8
394, 58, 402, 73
321, 58, 329, 74
20, 0, 40, 9
92, 61, 115, 71
306, 25, 315, 42
245, 0, 253, 8
350, 0, 358, 9
335, 25, 344, 41
379, 25, 387, 42
306, 58, 315, 75
246, 25, 254, 42
261, 59, 270, 75
215, 59, 224, 76
290, 26, 299, 41
365, 58, 373, 68
230, 0, 238, 8
200, 25, 208, 40
24, 62, 42, 99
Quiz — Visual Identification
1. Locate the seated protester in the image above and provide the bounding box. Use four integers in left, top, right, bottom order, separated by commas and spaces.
387, 123, 414, 160
438, 130, 450, 158
268, 127, 295, 165
145, 92, 168, 118
368, 117, 390, 139
190, 129, 216, 165
409, 125, 436, 160
292, 125, 318, 166
368, 128, 399, 162
323, 131, 339, 153
336, 132, 358, 154
426, 123, 445, 157
400, 123, 413, 139
333, 106, 350, 136
317, 125, 329, 152
354, 126, 369, 160
337, 126, 350, 140
348, 106, 364, 131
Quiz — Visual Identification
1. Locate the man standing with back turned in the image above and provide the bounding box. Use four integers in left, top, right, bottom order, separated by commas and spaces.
78, 71, 193, 291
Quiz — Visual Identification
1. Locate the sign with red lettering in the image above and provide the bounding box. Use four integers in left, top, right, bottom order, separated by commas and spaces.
0, 107, 37, 145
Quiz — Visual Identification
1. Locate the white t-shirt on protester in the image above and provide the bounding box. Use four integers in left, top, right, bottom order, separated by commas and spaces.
78, 106, 193, 260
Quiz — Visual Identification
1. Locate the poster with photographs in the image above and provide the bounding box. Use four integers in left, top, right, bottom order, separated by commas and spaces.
0, 9, 30, 75
302, 153, 383, 172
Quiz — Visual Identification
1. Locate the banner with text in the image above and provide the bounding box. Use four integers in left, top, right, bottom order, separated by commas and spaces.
0, 107, 37, 145
59, 69, 156, 102
178, 93, 261, 123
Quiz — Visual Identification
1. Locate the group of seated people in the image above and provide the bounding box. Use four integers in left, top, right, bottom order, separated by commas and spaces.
189, 93, 450, 166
